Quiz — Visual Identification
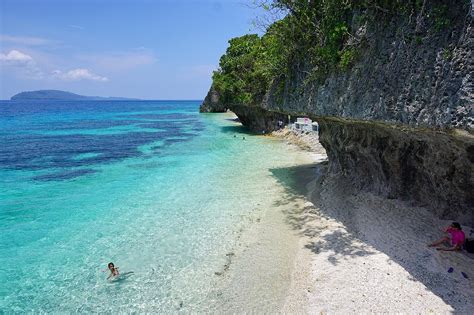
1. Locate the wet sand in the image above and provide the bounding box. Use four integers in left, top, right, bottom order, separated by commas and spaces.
209, 140, 317, 313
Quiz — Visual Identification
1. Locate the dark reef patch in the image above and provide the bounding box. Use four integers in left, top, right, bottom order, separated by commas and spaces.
0, 109, 203, 181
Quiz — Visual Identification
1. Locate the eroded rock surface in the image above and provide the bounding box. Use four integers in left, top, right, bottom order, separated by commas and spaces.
231, 105, 288, 133
318, 117, 474, 225
199, 85, 227, 113
263, 2, 473, 130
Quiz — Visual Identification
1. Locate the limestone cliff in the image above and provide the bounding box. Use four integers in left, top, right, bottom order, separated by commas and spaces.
202, 1, 474, 225
199, 85, 227, 113
262, 2, 473, 130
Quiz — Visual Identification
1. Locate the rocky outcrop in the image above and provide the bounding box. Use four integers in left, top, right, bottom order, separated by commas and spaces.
199, 85, 227, 113
202, 1, 474, 225
262, 2, 473, 130
231, 105, 288, 133
317, 117, 474, 225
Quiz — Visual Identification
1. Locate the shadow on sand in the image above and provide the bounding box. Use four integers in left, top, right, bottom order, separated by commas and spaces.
270, 162, 472, 311
225, 117, 240, 123
270, 163, 376, 265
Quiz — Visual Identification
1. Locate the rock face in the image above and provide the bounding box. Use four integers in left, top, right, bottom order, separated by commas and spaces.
262, 2, 473, 130
231, 105, 288, 133
199, 85, 227, 113
318, 117, 474, 225
202, 2, 474, 225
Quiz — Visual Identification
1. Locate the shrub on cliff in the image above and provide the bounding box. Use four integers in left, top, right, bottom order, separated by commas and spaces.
210, 22, 289, 107
212, 32, 284, 106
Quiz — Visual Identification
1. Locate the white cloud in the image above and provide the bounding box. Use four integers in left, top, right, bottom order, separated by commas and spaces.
1, 49, 108, 82
0, 50, 33, 64
52, 68, 108, 82
0, 49, 43, 78
0, 34, 58, 46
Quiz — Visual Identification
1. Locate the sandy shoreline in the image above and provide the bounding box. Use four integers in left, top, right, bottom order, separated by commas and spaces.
208, 122, 473, 313
273, 127, 474, 313
208, 133, 318, 313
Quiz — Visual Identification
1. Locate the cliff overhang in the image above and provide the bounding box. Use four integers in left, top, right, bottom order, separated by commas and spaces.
200, 1, 474, 225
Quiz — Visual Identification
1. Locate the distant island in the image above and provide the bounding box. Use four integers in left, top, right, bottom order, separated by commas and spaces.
11, 90, 139, 101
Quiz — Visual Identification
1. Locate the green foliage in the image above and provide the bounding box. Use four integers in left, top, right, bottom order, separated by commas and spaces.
212, 35, 262, 105
211, 0, 454, 106
211, 33, 286, 105
339, 48, 358, 70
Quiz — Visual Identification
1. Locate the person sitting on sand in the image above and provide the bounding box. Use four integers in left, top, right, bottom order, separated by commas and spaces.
107, 262, 120, 279
428, 222, 466, 251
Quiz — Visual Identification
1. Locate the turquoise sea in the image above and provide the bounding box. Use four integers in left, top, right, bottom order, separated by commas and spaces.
0, 100, 310, 312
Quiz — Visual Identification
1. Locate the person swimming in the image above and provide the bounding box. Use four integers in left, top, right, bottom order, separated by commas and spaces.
107, 262, 119, 279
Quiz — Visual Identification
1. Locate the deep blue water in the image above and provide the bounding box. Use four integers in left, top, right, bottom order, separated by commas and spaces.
0, 100, 203, 180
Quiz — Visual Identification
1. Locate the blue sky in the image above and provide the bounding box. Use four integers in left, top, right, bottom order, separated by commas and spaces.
0, 0, 264, 99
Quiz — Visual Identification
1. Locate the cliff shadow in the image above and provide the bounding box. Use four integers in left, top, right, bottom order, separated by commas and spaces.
270, 163, 377, 265
220, 125, 256, 135
225, 117, 240, 123
269, 163, 474, 311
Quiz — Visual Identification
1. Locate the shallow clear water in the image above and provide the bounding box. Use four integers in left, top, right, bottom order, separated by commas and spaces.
0, 100, 308, 312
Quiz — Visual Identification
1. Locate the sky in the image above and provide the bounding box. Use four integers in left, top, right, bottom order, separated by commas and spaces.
0, 0, 265, 100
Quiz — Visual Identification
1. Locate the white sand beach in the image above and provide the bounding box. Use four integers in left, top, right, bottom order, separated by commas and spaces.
274, 128, 474, 313
203, 122, 473, 313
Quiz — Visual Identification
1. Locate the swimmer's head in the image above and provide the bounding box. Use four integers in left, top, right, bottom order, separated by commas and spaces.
108, 262, 115, 270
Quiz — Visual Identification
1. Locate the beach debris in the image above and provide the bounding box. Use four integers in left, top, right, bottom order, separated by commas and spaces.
215, 252, 235, 276
223, 263, 230, 271
223, 252, 234, 270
